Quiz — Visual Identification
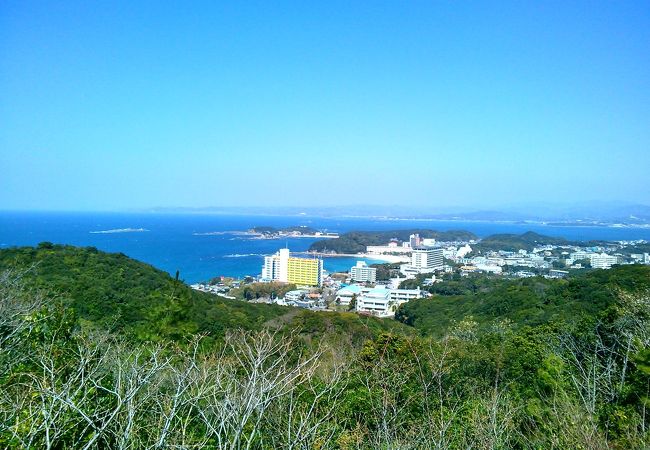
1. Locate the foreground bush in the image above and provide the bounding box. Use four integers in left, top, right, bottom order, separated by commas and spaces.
2, 270, 650, 448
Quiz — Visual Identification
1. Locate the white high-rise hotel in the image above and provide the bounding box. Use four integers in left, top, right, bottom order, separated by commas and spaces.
410, 246, 443, 273
262, 248, 289, 281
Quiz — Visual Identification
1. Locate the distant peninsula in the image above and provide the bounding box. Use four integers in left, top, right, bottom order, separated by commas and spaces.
192, 226, 339, 238
248, 226, 339, 239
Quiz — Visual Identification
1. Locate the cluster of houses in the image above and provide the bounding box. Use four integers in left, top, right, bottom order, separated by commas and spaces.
277, 289, 326, 309
190, 276, 239, 299
266, 282, 426, 318
456, 248, 550, 275
453, 244, 649, 277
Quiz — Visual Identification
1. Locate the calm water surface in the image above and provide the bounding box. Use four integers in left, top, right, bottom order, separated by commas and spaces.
1, 211, 649, 283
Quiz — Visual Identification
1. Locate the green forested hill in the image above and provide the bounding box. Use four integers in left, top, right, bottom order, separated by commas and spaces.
473, 230, 614, 252
474, 230, 569, 251
3, 245, 650, 448
396, 265, 650, 336
0, 243, 406, 343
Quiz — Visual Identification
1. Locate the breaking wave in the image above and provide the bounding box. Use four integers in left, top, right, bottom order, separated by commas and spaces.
90, 228, 149, 234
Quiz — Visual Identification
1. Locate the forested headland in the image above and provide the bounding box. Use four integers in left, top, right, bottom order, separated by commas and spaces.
1, 244, 650, 448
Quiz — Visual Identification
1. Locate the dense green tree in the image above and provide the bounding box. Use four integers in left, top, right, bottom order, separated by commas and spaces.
348, 294, 357, 311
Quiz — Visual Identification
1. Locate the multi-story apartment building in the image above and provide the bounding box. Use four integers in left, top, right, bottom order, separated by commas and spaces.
568, 251, 592, 263
350, 261, 377, 283
409, 233, 422, 248
262, 248, 323, 286
287, 256, 323, 286
356, 287, 392, 316
366, 241, 412, 255
352, 285, 424, 317
335, 284, 422, 308
410, 246, 443, 272
262, 248, 289, 281
590, 253, 620, 269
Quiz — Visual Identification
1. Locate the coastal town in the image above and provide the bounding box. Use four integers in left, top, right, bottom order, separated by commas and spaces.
191, 229, 650, 318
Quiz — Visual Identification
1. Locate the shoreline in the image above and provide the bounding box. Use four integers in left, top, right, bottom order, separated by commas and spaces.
193, 230, 339, 239
249, 234, 339, 239
295, 251, 409, 264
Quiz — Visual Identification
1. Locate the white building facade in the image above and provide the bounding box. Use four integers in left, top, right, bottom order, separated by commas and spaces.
590, 253, 620, 269
356, 288, 392, 316
355, 285, 424, 317
350, 261, 377, 283
408, 247, 443, 274
335, 285, 423, 311
262, 248, 290, 282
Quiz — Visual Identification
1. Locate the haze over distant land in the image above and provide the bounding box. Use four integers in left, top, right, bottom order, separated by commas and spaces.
147, 201, 650, 225
1, 2, 648, 211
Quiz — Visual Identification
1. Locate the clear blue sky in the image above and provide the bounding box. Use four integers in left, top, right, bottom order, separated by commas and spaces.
1, 1, 649, 211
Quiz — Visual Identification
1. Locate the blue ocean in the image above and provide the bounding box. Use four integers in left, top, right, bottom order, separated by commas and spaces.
1, 211, 649, 283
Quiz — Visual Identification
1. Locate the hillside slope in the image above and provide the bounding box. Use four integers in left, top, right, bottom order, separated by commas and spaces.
0, 243, 407, 343
396, 265, 650, 336
474, 231, 568, 252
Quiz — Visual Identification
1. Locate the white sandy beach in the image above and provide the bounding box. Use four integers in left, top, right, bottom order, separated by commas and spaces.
301, 251, 409, 264
357, 253, 410, 263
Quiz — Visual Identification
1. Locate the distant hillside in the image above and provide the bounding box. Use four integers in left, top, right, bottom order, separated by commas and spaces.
619, 242, 650, 256
396, 265, 650, 337
0, 244, 407, 343
475, 230, 617, 252
475, 231, 569, 252
150, 203, 650, 224
309, 229, 477, 254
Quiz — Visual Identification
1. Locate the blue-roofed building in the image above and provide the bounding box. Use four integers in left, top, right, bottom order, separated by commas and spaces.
334, 284, 424, 314
356, 287, 392, 316
334, 284, 364, 305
